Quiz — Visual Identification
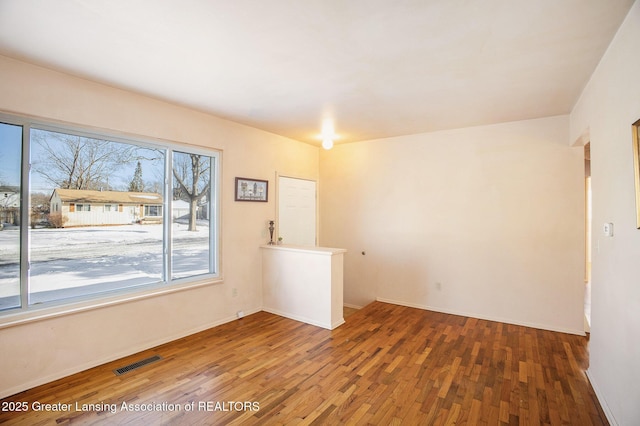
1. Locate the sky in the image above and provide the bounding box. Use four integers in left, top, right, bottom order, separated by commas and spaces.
1, 122, 164, 194
0, 122, 22, 188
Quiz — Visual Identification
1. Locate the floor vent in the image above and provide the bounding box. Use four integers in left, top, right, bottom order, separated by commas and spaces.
114, 355, 162, 376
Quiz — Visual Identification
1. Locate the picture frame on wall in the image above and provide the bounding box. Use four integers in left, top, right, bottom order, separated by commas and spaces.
632, 118, 640, 228
235, 177, 268, 202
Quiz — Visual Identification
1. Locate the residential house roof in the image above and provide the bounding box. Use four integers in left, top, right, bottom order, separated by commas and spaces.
52, 189, 163, 204
0, 186, 20, 193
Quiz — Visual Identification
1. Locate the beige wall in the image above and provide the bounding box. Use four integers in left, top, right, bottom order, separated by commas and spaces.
0, 55, 319, 399
570, 1, 640, 424
320, 115, 586, 334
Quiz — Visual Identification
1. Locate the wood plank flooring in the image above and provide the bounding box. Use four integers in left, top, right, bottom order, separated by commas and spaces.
0, 302, 607, 425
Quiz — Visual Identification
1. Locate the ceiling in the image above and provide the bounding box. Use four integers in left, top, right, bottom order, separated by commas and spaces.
0, 0, 635, 145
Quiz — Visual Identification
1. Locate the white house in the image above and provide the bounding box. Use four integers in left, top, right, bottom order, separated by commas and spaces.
171, 199, 190, 220
50, 188, 163, 227
0, 185, 20, 226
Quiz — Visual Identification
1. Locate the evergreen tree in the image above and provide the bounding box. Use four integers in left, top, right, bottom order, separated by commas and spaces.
129, 161, 144, 192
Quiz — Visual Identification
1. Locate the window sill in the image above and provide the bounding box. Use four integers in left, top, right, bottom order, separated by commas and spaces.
0, 276, 224, 330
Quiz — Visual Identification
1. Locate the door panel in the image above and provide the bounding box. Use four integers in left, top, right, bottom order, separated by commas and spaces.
278, 177, 316, 246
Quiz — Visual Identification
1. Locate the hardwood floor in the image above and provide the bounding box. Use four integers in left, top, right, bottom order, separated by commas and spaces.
343, 306, 359, 318
0, 302, 607, 425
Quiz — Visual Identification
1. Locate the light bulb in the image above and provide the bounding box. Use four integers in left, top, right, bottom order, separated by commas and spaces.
322, 138, 334, 150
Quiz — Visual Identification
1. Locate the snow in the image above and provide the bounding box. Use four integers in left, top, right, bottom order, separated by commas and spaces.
0, 223, 211, 310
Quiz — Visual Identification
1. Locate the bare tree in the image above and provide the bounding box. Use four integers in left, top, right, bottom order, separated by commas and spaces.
172, 153, 210, 232
29, 192, 50, 228
31, 130, 139, 190
145, 179, 163, 194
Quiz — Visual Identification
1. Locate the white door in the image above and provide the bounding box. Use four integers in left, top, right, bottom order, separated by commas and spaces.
278, 176, 317, 246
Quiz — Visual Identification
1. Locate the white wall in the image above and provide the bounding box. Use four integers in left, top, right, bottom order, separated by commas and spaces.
261, 245, 345, 330
320, 115, 585, 334
0, 55, 319, 399
570, 2, 640, 424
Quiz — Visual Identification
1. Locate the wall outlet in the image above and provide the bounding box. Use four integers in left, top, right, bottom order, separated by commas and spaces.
603, 223, 614, 237
232, 288, 238, 297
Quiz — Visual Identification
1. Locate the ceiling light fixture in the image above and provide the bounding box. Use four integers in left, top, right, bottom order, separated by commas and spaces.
320, 119, 336, 150
322, 138, 334, 150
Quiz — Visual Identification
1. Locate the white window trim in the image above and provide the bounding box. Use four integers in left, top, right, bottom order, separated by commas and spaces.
0, 112, 223, 324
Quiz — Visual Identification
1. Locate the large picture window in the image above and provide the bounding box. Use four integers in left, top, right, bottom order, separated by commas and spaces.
0, 117, 220, 314
0, 122, 22, 310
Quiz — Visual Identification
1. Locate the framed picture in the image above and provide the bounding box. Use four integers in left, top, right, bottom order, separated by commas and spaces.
235, 177, 268, 202
633, 118, 640, 228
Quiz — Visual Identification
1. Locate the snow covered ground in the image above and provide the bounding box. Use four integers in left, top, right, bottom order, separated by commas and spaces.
0, 223, 210, 310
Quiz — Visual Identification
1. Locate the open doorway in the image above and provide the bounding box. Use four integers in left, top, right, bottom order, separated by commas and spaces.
584, 142, 591, 332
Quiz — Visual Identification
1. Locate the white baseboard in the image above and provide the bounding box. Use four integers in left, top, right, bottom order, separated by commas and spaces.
375, 297, 586, 336
586, 369, 617, 425
261, 307, 334, 330
343, 303, 364, 309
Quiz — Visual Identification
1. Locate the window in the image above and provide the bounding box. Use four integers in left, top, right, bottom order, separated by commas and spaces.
144, 205, 162, 217
171, 151, 214, 279
0, 116, 220, 314
0, 122, 22, 311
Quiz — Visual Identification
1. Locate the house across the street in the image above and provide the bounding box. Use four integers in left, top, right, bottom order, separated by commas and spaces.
50, 188, 163, 227
0, 185, 20, 226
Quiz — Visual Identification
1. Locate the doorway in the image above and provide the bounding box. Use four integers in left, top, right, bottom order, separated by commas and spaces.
584, 142, 591, 332
277, 176, 317, 246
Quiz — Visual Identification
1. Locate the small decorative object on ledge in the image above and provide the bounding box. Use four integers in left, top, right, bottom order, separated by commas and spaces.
235, 177, 268, 202
268, 220, 275, 245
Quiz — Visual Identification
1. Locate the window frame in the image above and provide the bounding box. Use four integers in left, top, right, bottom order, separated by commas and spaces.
144, 205, 162, 217
0, 112, 222, 323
